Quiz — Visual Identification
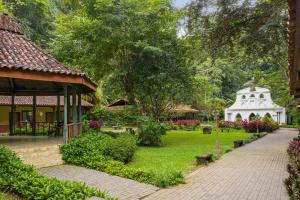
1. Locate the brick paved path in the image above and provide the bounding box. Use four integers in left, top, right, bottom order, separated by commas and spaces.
39, 165, 158, 200
145, 128, 297, 200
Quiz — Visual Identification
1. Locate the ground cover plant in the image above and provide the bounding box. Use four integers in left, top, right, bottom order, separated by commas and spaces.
60, 132, 184, 187
128, 129, 251, 176
0, 145, 115, 200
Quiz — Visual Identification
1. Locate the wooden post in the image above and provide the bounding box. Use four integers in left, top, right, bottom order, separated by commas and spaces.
33, 93, 36, 135
67, 89, 71, 123
63, 86, 68, 144
10, 93, 15, 135
72, 87, 77, 123
56, 95, 60, 135
78, 92, 82, 123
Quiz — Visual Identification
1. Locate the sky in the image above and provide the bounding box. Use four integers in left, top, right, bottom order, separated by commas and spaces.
173, 0, 190, 8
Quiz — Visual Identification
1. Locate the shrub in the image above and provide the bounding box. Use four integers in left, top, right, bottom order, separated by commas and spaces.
285, 140, 300, 199
174, 120, 200, 130
0, 145, 114, 200
217, 120, 242, 130
138, 120, 167, 146
103, 134, 137, 163
89, 119, 103, 130
241, 119, 279, 133
60, 133, 184, 187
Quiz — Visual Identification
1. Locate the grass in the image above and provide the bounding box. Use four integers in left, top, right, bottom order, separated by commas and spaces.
128, 129, 251, 175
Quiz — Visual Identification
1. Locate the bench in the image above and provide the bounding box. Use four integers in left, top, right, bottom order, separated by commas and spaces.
196, 154, 213, 165
233, 140, 244, 148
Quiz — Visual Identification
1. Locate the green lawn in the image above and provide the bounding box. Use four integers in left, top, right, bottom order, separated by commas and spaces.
128, 129, 251, 175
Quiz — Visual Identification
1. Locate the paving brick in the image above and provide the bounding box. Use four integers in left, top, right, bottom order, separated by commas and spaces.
144, 128, 297, 200
39, 165, 158, 200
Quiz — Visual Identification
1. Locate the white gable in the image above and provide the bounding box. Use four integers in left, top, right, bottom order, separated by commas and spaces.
225, 87, 286, 124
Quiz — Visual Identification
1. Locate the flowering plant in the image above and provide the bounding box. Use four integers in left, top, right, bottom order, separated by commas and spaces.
241, 119, 278, 133
287, 139, 300, 158
89, 120, 102, 129
217, 120, 242, 129
174, 120, 200, 126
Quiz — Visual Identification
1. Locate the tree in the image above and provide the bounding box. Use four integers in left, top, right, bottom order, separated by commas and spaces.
3, 0, 54, 47
185, 0, 290, 105
50, 0, 193, 120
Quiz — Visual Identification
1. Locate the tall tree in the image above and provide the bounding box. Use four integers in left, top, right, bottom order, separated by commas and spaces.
50, 0, 193, 119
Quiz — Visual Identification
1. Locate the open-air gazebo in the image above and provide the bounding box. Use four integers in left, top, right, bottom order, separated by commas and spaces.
0, 13, 96, 143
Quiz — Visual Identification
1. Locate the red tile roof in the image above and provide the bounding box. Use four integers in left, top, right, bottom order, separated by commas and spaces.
107, 98, 131, 107
0, 96, 93, 107
0, 13, 96, 91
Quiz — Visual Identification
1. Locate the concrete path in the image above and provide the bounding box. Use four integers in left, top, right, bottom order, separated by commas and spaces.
145, 128, 297, 200
39, 165, 158, 200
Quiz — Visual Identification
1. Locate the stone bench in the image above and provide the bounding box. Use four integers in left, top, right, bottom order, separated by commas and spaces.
196, 154, 213, 165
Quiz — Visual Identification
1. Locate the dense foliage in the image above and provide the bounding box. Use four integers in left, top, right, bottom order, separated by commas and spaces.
138, 120, 167, 146
285, 138, 300, 199
60, 132, 184, 187
0, 145, 114, 200
103, 134, 137, 163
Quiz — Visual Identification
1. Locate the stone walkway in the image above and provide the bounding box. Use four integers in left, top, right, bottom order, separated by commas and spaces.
0, 136, 63, 168
144, 128, 297, 200
39, 165, 158, 200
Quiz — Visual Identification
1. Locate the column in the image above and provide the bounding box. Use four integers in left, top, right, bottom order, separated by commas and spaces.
32, 93, 36, 135
78, 92, 82, 123
63, 86, 68, 144
56, 95, 60, 135
67, 89, 71, 123
9, 93, 15, 135
72, 87, 77, 123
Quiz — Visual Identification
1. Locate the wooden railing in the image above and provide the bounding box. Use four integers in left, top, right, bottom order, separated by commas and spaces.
67, 122, 82, 139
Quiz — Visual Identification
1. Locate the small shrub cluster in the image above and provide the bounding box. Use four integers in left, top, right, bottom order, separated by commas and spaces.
285, 138, 300, 199
60, 133, 184, 187
174, 120, 200, 130
217, 120, 242, 130
0, 145, 114, 200
241, 120, 279, 133
89, 119, 103, 130
138, 120, 167, 146
103, 134, 137, 163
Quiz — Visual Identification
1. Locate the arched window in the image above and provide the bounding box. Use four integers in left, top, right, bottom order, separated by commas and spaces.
249, 113, 256, 121
236, 113, 242, 121
264, 113, 271, 119
242, 95, 246, 99
250, 94, 255, 98
259, 93, 264, 98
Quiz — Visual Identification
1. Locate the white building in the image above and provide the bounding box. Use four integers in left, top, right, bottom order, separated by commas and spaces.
224, 87, 286, 124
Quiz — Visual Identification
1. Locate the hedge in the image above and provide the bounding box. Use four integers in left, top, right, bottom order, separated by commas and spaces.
0, 145, 116, 200
60, 132, 184, 187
